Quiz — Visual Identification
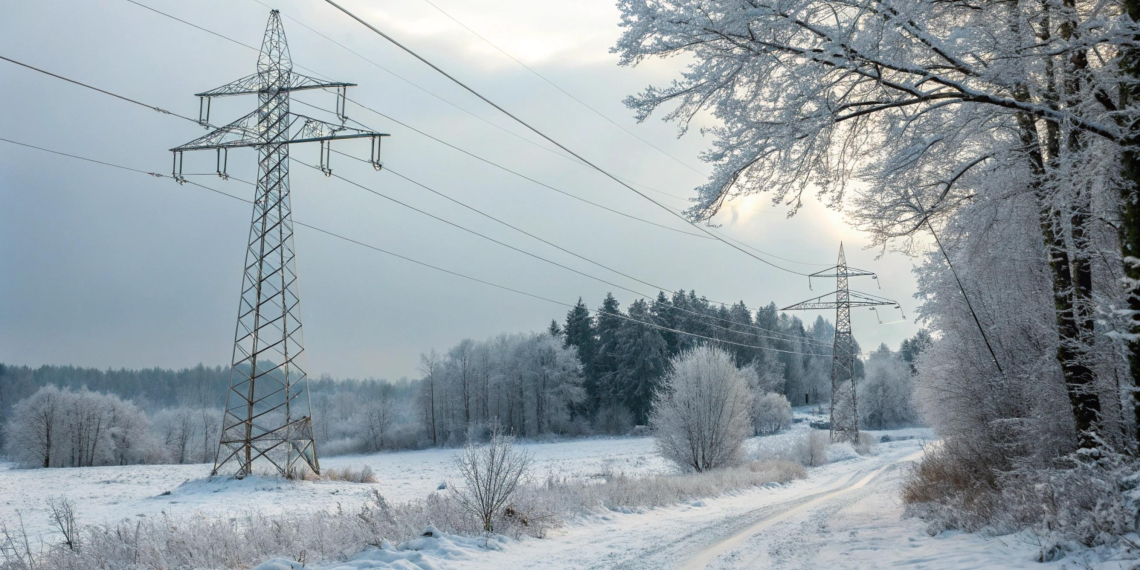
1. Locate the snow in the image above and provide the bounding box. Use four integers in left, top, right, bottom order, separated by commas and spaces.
0, 435, 671, 538
3, 423, 1132, 569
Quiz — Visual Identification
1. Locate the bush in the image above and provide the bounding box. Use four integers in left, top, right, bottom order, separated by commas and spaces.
451, 429, 532, 532
796, 430, 830, 467
904, 443, 1139, 549
651, 346, 755, 472
901, 441, 1002, 532
753, 392, 792, 435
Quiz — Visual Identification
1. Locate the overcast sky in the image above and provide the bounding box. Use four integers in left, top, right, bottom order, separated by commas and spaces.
0, 0, 922, 380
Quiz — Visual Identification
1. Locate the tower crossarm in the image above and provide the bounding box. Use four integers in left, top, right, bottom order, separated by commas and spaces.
194, 72, 355, 98
847, 290, 901, 307
805, 265, 878, 290
782, 290, 900, 311
171, 110, 386, 152
781, 290, 843, 311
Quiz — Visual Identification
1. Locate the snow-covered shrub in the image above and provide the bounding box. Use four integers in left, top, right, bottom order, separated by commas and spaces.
752, 392, 792, 435
998, 454, 1138, 549
651, 345, 755, 472
320, 466, 379, 484
451, 429, 533, 532
794, 430, 830, 468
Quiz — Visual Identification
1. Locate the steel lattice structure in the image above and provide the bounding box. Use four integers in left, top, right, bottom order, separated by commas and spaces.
782, 244, 902, 442
171, 10, 388, 478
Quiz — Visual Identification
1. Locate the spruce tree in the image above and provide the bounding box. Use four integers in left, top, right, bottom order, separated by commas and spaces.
562, 299, 597, 411
650, 291, 680, 357
591, 293, 624, 408
612, 299, 669, 424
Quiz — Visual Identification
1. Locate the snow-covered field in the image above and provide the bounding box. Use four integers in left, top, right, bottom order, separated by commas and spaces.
3, 420, 1129, 569
0, 434, 672, 538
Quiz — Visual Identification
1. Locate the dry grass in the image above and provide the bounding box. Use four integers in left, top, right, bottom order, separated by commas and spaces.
292, 464, 378, 483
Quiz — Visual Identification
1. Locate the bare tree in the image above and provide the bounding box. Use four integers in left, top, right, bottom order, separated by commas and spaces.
420, 351, 440, 446
650, 345, 755, 472
451, 428, 532, 532
365, 392, 395, 452
45, 498, 77, 552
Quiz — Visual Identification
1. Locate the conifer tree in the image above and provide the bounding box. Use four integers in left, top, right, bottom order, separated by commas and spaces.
591, 294, 624, 406
612, 299, 670, 424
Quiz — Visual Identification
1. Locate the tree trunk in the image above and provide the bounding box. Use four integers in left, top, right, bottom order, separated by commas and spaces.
1121, 0, 1140, 444
1015, 98, 1102, 450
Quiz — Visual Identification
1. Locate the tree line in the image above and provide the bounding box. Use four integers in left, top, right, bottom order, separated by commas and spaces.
416, 290, 909, 441
2, 288, 930, 468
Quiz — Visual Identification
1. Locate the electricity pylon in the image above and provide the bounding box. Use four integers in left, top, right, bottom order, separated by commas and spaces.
171, 10, 388, 478
782, 243, 902, 442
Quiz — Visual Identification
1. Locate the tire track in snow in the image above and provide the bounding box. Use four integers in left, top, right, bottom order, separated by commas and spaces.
677, 450, 925, 570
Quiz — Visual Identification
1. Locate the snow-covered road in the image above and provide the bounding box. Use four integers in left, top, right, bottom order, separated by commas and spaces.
437, 437, 1103, 570
438, 438, 930, 570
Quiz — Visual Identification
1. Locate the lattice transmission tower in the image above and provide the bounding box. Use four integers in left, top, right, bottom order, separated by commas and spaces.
171, 10, 388, 478
782, 243, 902, 442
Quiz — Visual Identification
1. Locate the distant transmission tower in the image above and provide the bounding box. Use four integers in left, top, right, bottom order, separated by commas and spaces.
782, 243, 902, 442
171, 10, 388, 478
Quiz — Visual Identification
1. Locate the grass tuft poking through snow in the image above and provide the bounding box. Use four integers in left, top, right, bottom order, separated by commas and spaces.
0, 456, 805, 570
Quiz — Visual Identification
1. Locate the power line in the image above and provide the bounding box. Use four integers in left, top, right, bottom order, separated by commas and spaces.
0, 53, 823, 345
0, 49, 703, 242
323, 0, 816, 277
324, 145, 831, 347
295, 156, 830, 347
417, 0, 708, 177
321, 147, 829, 344
127, 0, 579, 164
292, 97, 710, 239
0, 137, 825, 357
115, 0, 721, 240
238, 0, 718, 198
0, 55, 198, 125
110, 0, 820, 271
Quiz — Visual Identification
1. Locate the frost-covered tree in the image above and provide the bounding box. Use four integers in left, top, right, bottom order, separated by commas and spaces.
4, 386, 162, 468
899, 330, 934, 373
562, 298, 597, 408
4, 384, 63, 467
858, 344, 918, 429
613, 0, 1139, 452
651, 345, 755, 472
753, 392, 792, 436
752, 355, 785, 396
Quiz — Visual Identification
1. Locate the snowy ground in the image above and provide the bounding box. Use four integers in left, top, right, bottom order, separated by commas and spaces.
0, 435, 671, 538
260, 435, 1136, 570
4, 418, 1132, 568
